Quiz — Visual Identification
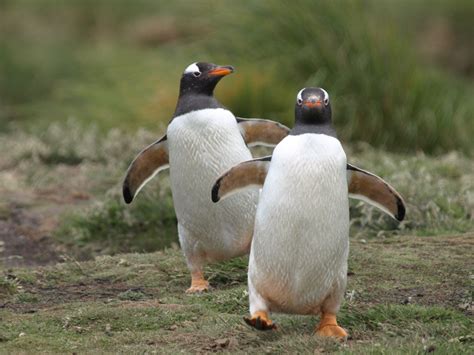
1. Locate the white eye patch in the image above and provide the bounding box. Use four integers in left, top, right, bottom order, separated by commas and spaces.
184, 62, 200, 74
296, 88, 305, 102
320, 88, 329, 102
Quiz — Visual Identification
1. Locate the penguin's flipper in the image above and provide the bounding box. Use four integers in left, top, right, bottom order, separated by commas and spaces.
236, 117, 290, 147
347, 164, 406, 221
122, 135, 169, 204
212, 156, 271, 202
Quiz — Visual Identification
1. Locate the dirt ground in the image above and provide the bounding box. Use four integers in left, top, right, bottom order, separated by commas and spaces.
0, 187, 90, 268
2, 226, 472, 315
1, 234, 472, 353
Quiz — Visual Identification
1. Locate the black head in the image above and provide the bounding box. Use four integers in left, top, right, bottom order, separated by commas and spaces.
290, 87, 336, 137
295, 87, 332, 125
179, 62, 234, 97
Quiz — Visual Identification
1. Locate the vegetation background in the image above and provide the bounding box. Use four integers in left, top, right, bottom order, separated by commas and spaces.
0, 0, 472, 353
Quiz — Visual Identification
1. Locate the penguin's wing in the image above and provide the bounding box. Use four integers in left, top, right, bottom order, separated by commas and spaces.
212, 156, 272, 202
347, 164, 406, 221
122, 135, 169, 204
236, 117, 290, 147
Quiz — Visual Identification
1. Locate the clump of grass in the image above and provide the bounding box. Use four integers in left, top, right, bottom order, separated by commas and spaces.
1, 0, 474, 154
347, 145, 474, 237
0, 277, 19, 300
206, 257, 248, 286
117, 289, 146, 301
55, 186, 177, 258
1, 120, 162, 168
0, 120, 166, 197
210, 0, 474, 155
15, 292, 39, 304
387, 0, 474, 79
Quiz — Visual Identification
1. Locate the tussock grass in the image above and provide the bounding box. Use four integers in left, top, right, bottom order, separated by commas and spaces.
1, 0, 473, 153
210, 0, 474, 155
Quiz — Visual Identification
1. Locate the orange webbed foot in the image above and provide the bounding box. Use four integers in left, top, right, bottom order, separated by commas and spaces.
316, 324, 348, 339
185, 283, 209, 294
315, 313, 348, 340
186, 272, 210, 294
244, 311, 276, 331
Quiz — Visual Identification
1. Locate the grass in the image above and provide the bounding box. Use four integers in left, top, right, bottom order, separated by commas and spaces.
0, 0, 473, 154
210, 0, 474, 154
0, 123, 471, 258
55, 187, 177, 257
0, 128, 472, 351
0, 277, 19, 299
0, 121, 474, 259
0, 1, 473, 352
0, 236, 472, 353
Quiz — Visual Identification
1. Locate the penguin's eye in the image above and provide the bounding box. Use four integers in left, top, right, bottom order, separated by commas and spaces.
324, 98, 329, 106
193, 71, 201, 77
297, 98, 303, 105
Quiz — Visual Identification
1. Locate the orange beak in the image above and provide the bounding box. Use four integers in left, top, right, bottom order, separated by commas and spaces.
208, 65, 234, 77
304, 96, 322, 108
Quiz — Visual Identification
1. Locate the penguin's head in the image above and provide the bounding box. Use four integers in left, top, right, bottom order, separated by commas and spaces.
294, 87, 332, 125
179, 62, 234, 96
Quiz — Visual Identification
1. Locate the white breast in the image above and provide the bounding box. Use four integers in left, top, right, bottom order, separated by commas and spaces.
167, 108, 257, 260
249, 134, 350, 313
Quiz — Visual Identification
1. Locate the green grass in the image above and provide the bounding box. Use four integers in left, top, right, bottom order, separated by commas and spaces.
0, 123, 471, 257
56, 189, 178, 258
210, 0, 474, 154
1, 0, 473, 153
0, 0, 192, 131
0, 236, 472, 353
0, 277, 19, 299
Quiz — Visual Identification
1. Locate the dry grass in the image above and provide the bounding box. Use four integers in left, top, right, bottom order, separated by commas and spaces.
1, 123, 471, 259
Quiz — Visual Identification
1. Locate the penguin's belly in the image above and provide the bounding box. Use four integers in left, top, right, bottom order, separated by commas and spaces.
167, 108, 257, 260
250, 134, 350, 314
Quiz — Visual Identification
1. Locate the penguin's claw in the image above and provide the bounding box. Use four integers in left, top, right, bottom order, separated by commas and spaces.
185, 285, 209, 293
185, 279, 210, 294
316, 324, 348, 339
244, 312, 276, 331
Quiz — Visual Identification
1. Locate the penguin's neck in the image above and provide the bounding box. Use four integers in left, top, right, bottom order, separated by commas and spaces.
173, 92, 224, 118
179, 84, 214, 97
290, 122, 337, 138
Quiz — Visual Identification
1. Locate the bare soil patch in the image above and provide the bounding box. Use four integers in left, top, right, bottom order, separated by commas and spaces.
0, 187, 90, 268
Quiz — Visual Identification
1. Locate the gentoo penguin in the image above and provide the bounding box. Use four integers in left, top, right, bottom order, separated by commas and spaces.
212, 87, 405, 338
122, 62, 289, 293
